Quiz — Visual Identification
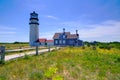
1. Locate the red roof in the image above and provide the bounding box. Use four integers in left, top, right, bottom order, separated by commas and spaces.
37, 38, 47, 43
36, 39, 53, 43
46, 40, 54, 42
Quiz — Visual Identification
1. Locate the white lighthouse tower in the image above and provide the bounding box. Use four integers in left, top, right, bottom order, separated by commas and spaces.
29, 11, 39, 46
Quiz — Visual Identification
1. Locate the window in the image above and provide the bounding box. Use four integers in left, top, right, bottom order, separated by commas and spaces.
55, 40, 58, 44
63, 35, 66, 39
59, 40, 62, 44
63, 40, 66, 44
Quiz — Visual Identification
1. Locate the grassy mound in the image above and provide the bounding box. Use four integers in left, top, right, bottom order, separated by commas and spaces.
0, 47, 120, 80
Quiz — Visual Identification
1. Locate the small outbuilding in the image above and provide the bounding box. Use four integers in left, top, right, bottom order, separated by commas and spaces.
36, 38, 54, 46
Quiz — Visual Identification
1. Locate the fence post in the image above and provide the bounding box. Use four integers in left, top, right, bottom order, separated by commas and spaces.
55, 46, 57, 50
0, 46, 5, 63
48, 46, 50, 52
36, 46, 38, 55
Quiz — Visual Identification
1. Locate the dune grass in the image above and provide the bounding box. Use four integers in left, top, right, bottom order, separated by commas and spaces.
0, 47, 120, 80
0, 43, 29, 50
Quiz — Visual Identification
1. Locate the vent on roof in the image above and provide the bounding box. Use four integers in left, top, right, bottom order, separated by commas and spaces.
63, 28, 65, 33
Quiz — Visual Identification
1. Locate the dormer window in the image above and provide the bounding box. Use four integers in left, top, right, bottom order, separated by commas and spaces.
59, 34, 62, 38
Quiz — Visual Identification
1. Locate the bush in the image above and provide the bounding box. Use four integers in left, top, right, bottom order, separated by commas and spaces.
0, 60, 5, 64
24, 54, 30, 60
82, 46, 85, 49
29, 71, 44, 80
92, 46, 96, 50
0, 75, 6, 80
44, 66, 58, 78
52, 75, 63, 80
117, 57, 120, 62
13, 42, 20, 44
99, 45, 112, 50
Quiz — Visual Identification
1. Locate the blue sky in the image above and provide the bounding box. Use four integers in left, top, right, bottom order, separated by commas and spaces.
0, 0, 120, 42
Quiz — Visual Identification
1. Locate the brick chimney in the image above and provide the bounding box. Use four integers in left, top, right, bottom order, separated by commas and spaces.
63, 28, 65, 33
76, 30, 79, 37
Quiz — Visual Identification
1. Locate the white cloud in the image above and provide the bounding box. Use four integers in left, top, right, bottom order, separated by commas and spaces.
59, 20, 120, 41
78, 20, 120, 38
0, 32, 16, 35
39, 20, 120, 42
0, 25, 16, 30
45, 15, 58, 20
38, 20, 120, 41
39, 32, 54, 39
0, 25, 16, 37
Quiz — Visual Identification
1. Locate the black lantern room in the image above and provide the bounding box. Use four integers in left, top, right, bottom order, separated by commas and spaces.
29, 11, 39, 25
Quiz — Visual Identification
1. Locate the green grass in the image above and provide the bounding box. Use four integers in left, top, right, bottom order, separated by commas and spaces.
0, 43, 29, 50
0, 47, 120, 80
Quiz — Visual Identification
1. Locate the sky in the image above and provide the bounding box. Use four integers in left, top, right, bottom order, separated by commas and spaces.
0, 0, 120, 42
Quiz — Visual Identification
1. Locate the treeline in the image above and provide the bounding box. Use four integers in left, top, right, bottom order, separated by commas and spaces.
13, 42, 29, 44
84, 41, 120, 49
0, 42, 29, 44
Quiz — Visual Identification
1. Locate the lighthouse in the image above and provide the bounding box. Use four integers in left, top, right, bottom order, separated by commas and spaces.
29, 11, 39, 46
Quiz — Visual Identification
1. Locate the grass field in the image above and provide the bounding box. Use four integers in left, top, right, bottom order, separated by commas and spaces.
0, 47, 120, 80
0, 43, 29, 50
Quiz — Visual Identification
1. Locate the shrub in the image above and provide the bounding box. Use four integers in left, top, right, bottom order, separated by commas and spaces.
13, 42, 20, 44
0, 60, 5, 64
92, 46, 96, 50
44, 66, 58, 79
52, 75, 63, 80
117, 57, 120, 62
0, 75, 6, 80
24, 54, 30, 60
82, 46, 85, 49
99, 45, 111, 50
29, 71, 44, 80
